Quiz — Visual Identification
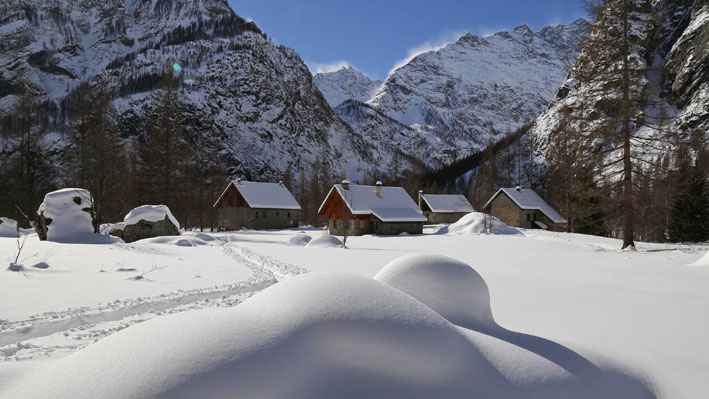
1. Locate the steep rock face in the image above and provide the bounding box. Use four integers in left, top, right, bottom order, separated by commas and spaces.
366, 19, 592, 161
529, 0, 708, 159
0, 0, 372, 180
313, 66, 382, 108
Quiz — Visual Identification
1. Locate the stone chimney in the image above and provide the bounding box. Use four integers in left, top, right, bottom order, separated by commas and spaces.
515, 186, 522, 191
418, 190, 423, 209
376, 181, 382, 198
342, 180, 351, 190
279, 180, 284, 187
236, 178, 242, 185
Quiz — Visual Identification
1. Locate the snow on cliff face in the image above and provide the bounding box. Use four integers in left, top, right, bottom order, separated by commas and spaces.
529, 0, 708, 161
313, 66, 382, 108
314, 20, 591, 168
0, 0, 372, 180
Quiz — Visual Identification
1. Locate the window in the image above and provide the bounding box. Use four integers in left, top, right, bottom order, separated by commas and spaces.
360, 219, 366, 229
526, 214, 530, 221
288, 212, 291, 218
276, 212, 280, 216
532, 213, 536, 221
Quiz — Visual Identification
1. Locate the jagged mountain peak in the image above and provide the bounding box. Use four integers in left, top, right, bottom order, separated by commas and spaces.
312, 65, 382, 108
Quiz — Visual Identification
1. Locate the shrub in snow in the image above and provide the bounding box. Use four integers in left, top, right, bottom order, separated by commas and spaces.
0, 217, 19, 237
35, 189, 94, 242
374, 254, 494, 330
121, 205, 180, 243
446, 212, 519, 235
288, 233, 312, 246
305, 234, 343, 248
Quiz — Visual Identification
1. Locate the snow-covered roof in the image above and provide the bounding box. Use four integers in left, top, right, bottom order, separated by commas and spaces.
484, 188, 567, 224
215, 181, 301, 210
319, 184, 427, 223
421, 194, 474, 213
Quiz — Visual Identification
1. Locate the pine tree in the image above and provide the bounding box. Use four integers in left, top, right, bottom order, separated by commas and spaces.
668, 164, 709, 243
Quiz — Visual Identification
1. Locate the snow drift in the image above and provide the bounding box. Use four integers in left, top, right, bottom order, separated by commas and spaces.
374, 254, 494, 330
444, 212, 520, 235
288, 233, 313, 246
0, 217, 18, 237
305, 234, 343, 248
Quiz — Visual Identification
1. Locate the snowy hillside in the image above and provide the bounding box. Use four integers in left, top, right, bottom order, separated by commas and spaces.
1, 227, 708, 398
312, 66, 382, 108
315, 20, 591, 168
0, 0, 374, 180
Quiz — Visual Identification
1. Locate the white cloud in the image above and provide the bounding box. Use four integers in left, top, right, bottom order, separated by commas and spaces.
388, 30, 467, 77
306, 60, 352, 75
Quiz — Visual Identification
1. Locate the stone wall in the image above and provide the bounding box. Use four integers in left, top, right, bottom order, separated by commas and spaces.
425, 212, 468, 224
487, 194, 567, 231
217, 207, 299, 230
328, 216, 423, 236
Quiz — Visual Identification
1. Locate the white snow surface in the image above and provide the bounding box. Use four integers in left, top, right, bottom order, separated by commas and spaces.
216, 181, 301, 210
445, 212, 520, 235
0, 217, 18, 237
422, 194, 474, 213
305, 234, 343, 248
36, 188, 95, 242
124, 205, 180, 230
323, 183, 426, 222
288, 233, 313, 246
1, 226, 708, 398
486, 188, 568, 224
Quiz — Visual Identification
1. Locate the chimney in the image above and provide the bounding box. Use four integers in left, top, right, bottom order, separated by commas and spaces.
236, 178, 242, 185
515, 186, 522, 191
376, 181, 383, 198
342, 180, 351, 190
279, 180, 284, 187
418, 190, 423, 209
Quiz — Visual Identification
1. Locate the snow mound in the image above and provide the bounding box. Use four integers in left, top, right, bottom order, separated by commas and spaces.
446, 212, 520, 235
37, 188, 94, 242
288, 233, 312, 246
0, 217, 18, 237
306, 234, 343, 248
1, 273, 511, 399
689, 251, 709, 266
136, 236, 209, 247
191, 232, 216, 241
124, 205, 180, 229
374, 254, 494, 329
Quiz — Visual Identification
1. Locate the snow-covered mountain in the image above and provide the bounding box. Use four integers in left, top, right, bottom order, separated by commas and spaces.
0, 0, 374, 180
529, 0, 709, 161
315, 19, 592, 168
312, 66, 382, 108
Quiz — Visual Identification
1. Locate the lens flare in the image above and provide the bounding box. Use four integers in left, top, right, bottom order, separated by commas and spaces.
172, 63, 182, 72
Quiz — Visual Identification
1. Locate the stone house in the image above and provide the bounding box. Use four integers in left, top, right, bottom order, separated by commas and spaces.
483, 187, 567, 231
213, 179, 301, 230
418, 192, 474, 223
318, 181, 427, 236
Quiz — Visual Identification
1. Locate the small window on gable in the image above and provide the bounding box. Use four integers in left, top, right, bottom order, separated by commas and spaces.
276, 212, 280, 216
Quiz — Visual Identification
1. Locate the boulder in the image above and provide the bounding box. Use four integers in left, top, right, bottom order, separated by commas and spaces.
0, 217, 19, 237
35, 189, 94, 242
122, 205, 180, 243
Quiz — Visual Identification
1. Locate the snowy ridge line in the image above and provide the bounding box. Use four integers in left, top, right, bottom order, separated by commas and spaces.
0, 279, 274, 349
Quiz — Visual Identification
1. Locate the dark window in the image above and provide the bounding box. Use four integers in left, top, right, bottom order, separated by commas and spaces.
288, 212, 291, 218
276, 212, 280, 216
532, 213, 537, 221
527, 214, 530, 221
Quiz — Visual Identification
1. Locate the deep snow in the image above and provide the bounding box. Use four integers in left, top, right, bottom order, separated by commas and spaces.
1, 225, 708, 398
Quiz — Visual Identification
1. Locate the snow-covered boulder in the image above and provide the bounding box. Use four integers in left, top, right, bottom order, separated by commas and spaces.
374, 254, 494, 330
121, 205, 180, 243
0, 217, 18, 237
288, 233, 312, 246
35, 189, 94, 242
305, 234, 343, 248
445, 212, 520, 235
0, 273, 513, 398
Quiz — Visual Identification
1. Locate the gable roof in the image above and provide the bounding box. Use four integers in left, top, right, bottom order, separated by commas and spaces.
421, 194, 474, 213
215, 181, 301, 210
319, 184, 427, 223
484, 188, 567, 224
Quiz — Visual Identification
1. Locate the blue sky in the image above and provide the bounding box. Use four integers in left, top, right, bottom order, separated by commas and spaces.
227, 0, 587, 80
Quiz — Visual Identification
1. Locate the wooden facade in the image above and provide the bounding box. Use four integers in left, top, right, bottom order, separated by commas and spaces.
214, 183, 300, 230
319, 189, 423, 236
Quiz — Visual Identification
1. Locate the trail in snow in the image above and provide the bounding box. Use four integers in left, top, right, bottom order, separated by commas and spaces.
0, 236, 304, 361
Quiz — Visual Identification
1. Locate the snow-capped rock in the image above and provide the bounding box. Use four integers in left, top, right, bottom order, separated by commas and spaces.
337, 20, 592, 165
313, 66, 382, 108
